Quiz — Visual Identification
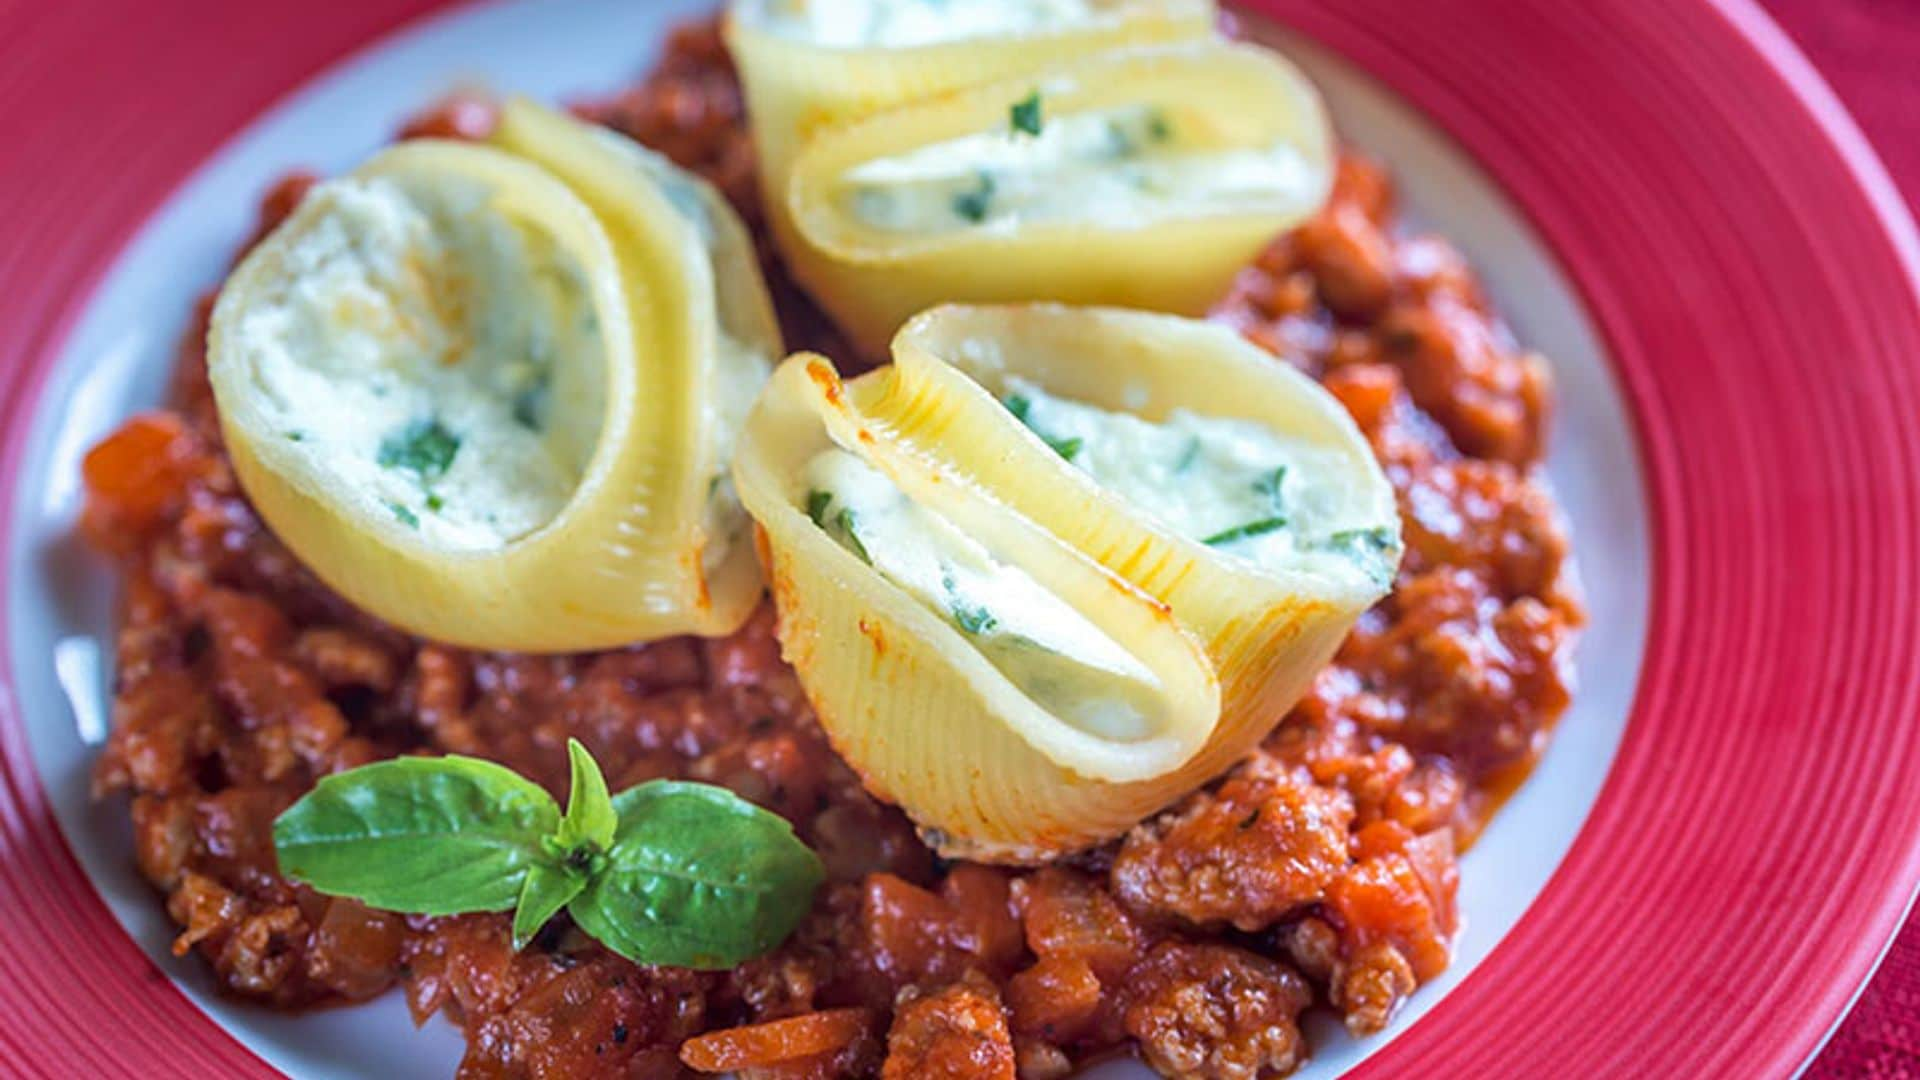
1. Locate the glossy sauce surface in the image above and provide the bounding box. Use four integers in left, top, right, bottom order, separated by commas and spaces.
85, 18, 1582, 1078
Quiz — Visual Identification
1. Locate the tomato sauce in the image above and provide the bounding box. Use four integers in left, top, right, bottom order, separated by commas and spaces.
85, 18, 1583, 1078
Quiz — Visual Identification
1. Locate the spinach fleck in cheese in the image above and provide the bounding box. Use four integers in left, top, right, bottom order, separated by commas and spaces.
753, 0, 1103, 47
801, 448, 1169, 740
221, 171, 606, 550
1000, 378, 1401, 585
840, 102, 1317, 233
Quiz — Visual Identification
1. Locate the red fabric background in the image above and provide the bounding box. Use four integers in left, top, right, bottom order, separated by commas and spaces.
1764, 3, 1920, 1075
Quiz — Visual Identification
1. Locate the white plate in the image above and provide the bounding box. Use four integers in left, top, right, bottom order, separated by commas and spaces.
4, 1, 1648, 1075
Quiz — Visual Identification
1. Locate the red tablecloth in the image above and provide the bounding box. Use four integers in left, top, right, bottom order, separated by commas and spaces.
1763, 3, 1920, 1075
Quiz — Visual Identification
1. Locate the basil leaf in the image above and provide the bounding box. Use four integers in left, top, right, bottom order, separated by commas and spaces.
553, 738, 616, 854
512, 863, 587, 951
568, 782, 824, 970
273, 755, 560, 915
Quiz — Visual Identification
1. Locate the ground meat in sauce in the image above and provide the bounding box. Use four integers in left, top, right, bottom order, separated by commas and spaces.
85, 17, 1584, 1079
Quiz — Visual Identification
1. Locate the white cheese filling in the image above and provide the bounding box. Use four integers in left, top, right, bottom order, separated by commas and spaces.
749, 0, 1102, 48
802, 449, 1168, 740
225, 171, 605, 551
1002, 378, 1399, 584
839, 104, 1319, 233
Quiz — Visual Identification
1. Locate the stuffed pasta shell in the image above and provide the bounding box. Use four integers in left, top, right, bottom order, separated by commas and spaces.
725, 0, 1214, 201
775, 42, 1334, 356
733, 305, 1397, 861
208, 100, 779, 652
735, 353, 1223, 862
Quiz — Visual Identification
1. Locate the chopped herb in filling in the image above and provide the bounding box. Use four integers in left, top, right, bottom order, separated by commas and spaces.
952, 172, 998, 224
388, 502, 420, 529
834, 509, 872, 564
1003, 393, 1082, 460
993, 379, 1399, 580
1173, 436, 1201, 473
1204, 469, 1291, 546
1202, 517, 1289, 547
1010, 91, 1044, 138
1146, 108, 1174, 144
943, 572, 1000, 635
802, 487, 873, 564
1104, 108, 1172, 160
804, 489, 834, 527
1252, 466, 1288, 512
800, 448, 1166, 741
377, 418, 460, 482
1322, 526, 1398, 557
511, 371, 552, 431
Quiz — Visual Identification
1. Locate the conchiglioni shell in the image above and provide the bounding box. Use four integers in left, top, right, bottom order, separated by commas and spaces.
870, 305, 1398, 751
724, 0, 1214, 204
780, 42, 1334, 357
493, 99, 778, 636
734, 354, 1222, 862
210, 110, 777, 652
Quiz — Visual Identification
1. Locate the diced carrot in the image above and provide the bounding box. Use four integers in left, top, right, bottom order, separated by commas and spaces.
680, 1008, 872, 1072
81, 412, 193, 528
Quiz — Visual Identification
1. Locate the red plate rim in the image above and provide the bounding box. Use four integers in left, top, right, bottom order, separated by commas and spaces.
2, 1, 1917, 1077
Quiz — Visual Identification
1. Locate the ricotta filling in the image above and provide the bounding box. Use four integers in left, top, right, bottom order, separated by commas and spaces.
229, 171, 605, 551
802, 449, 1167, 741
1000, 378, 1399, 583
839, 104, 1319, 233
750, 0, 1102, 48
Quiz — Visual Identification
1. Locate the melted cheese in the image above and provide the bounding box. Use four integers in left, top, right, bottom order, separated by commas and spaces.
839, 104, 1320, 233
749, 0, 1102, 48
219, 170, 604, 551
1002, 378, 1400, 584
803, 448, 1167, 740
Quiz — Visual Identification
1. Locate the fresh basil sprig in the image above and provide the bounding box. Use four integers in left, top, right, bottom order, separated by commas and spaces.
272, 740, 823, 968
